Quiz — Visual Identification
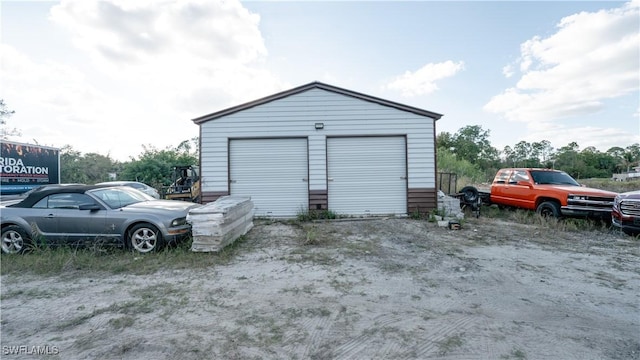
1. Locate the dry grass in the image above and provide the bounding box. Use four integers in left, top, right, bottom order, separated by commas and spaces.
481, 205, 611, 234
0, 236, 248, 276
579, 178, 639, 193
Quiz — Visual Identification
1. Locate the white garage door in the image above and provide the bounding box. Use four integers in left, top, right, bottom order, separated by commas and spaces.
327, 136, 407, 216
230, 138, 308, 217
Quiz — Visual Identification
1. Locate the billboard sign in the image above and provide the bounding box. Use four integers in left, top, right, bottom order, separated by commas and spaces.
0, 142, 60, 195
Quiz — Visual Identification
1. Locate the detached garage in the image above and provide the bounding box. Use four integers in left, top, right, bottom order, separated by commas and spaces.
193, 82, 442, 218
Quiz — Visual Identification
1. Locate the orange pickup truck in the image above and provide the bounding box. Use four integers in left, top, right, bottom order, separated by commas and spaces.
486, 168, 617, 219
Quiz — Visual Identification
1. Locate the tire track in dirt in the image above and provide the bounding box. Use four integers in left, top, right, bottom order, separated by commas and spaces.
464, 244, 638, 360
329, 326, 395, 358
320, 310, 477, 360
403, 313, 479, 358
296, 305, 343, 358
367, 313, 429, 359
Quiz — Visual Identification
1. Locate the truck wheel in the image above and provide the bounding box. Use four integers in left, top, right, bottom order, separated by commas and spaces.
536, 201, 560, 218
1, 225, 30, 254
460, 186, 479, 203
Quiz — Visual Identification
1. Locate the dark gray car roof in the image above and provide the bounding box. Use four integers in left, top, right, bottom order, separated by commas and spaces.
9, 185, 112, 208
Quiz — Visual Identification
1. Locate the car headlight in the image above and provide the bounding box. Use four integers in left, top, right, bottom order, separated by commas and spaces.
569, 195, 586, 201
171, 217, 187, 227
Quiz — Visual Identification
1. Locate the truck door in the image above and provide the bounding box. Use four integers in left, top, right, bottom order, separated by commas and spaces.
490, 169, 513, 205
502, 170, 536, 209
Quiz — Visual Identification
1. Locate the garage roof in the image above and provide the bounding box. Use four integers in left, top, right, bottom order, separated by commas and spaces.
192, 81, 443, 125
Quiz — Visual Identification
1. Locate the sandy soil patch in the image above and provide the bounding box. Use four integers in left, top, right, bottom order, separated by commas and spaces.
1, 217, 638, 359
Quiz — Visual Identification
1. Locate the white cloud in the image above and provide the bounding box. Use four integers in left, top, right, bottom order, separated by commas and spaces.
1, 0, 289, 161
484, 1, 640, 123
385, 60, 465, 97
1, 44, 107, 137
49, 0, 287, 114
502, 64, 514, 78
50, 0, 266, 65
522, 124, 640, 152
0, 43, 175, 160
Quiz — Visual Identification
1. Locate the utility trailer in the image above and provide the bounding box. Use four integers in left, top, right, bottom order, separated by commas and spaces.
437, 172, 490, 218
452, 186, 491, 218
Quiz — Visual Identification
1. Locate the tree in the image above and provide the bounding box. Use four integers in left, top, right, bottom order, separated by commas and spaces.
436, 131, 454, 150
624, 143, 640, 172
552, 142, 582, 178
436, 146, 484, 186
448, 125, 500, 178
606, 146, 626, 173
532, 140, 553, 163
604, 144, 639, 173
60, 140, 198, 191
60, 145, 119, 184
579, 146, 616, 178
0, 99, 20, 140
513, 141, 533, 167
120, 141, 198, 190
502, 145, 515, 166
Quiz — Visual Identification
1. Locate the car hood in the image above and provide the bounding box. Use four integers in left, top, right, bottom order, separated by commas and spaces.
123, 200, 201, 212
616, 190, 640, 200
546, 185, 618, 197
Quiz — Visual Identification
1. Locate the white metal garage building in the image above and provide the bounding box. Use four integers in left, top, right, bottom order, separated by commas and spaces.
193, 82, 443, 217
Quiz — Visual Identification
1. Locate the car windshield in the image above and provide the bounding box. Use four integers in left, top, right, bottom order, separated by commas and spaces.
90, 187, 154, 209
530, 170, 580, 186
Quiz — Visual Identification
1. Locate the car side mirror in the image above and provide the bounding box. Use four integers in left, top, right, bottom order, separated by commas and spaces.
79, 203, 101, 211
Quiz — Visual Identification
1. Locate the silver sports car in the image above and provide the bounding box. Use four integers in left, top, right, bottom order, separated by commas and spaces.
1, 185, 201, 254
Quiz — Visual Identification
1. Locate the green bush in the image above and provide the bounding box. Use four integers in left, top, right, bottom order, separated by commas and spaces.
296, 208, 338, 222
436, 147, 485, 185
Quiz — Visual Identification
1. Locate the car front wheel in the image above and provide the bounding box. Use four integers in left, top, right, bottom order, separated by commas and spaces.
1, 225, 30, 254
128, 224, 163, 253
536, 201, 560, 218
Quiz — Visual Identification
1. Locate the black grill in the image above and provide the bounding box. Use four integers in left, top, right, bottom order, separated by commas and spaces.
586, 196, 615, 202
620, 200, 640, 216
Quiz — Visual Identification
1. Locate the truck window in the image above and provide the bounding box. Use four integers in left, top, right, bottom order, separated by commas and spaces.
493, 170, 512, 184
510, 170, 530, 184
530, 170, 580, 186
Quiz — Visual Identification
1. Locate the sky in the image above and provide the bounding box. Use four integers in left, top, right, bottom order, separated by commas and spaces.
1, 0, 639, 162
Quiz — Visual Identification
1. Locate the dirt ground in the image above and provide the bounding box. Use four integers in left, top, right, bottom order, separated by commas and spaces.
1, 217, 639, 360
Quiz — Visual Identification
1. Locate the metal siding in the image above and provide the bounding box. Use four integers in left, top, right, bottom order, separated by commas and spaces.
308, 135, 327, 190
199, 88, 437, 200
200, 138, 228, 192
193, 82, 442, 123
230, 138, 308, 217
327, 137, 407, 215
407, 131, 436, 188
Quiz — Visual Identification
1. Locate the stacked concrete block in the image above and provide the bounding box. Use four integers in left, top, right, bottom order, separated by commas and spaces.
186, 196, 254, 252
437, 190, 464, 220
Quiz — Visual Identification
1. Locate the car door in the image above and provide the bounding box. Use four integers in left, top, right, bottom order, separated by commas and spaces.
21, 195, 60, 241
45, 193, 108, 246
